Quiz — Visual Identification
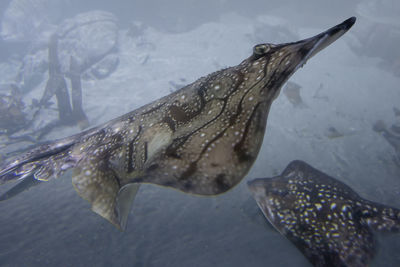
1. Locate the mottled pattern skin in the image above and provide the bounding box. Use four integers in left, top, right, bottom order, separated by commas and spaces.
248, 160, 400, 267
0, 18, 355, 229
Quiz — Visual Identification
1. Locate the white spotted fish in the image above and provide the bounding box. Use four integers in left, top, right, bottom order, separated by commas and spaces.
248, 160, 400, 267
0, 18, 356, 230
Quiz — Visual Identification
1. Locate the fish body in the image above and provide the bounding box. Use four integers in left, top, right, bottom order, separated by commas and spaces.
248, 160, 400, 267
0, 18, 356, 229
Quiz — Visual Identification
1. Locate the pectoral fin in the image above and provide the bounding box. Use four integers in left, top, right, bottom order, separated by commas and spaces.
116, 183, 141, 231
71, 157, 126, 230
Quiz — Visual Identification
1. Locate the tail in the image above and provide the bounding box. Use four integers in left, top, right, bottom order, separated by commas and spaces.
0, 175, 43, 202
0, 134, 81, 184
0, 127, 140, 230
361, 200, 400, 233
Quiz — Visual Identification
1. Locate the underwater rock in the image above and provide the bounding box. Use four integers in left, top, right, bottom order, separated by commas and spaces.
90, 54, 120, 80
373, 120, 387, 133
373, 120, 400, 151
324, 126, 344, 139
0, 0, 67, 43
16, 10, 119, 91
127, 21, 148, 39
373, 120, 400, 166
283, 81, 307, 108
393, 107, 400, 117
348, 0, 400, 76
39, 35, 90, 130
392, 124, 400, 135
312, 83, 329, 102
57, 10, 119, 74
69, 56, 89, 129
41, 34, 72, 122
15, 49, 49, 92
0, 84, 27, 134
356, 0, 400, 27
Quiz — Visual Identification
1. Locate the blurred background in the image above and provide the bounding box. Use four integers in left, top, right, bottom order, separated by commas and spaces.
0, 0, 399, 266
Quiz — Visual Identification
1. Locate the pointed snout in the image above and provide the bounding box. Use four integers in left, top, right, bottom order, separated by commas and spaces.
297, 16, 356, 61
280, 17, 356, 71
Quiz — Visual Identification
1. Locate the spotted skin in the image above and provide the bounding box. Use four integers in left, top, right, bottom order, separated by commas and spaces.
0, 18, 356, 229
248, 160, 400, 267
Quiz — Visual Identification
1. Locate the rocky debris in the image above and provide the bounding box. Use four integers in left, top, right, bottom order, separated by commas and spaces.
348, 0, 400, 76
0, 0, 67, 43
0, 84, 27, 135
283, 81, 307, 108
324, 127, 345, 139
39, 34, 89, 130
373, 119, 400, 167
56, 10, 119, 74
16, 10, 120, 91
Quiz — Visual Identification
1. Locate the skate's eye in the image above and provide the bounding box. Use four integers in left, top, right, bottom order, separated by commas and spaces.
253, 44, 271, 56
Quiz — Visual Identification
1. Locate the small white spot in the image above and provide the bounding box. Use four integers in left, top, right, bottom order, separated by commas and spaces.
325, 233, 330, 238
208, 110, 212, 115
61, 164, 70, 170
181, 95, 186, 100
253, 61, 259, 66
285, 60, 290, 65
200, 133, 205, 137
172, 165, 178, 170
85, 170, 92, 176
234, 131, 240, 136
279, 52, 283, 56
214, 85, 220, 90
248, 96, 254, 101
315, 203, 322, 210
